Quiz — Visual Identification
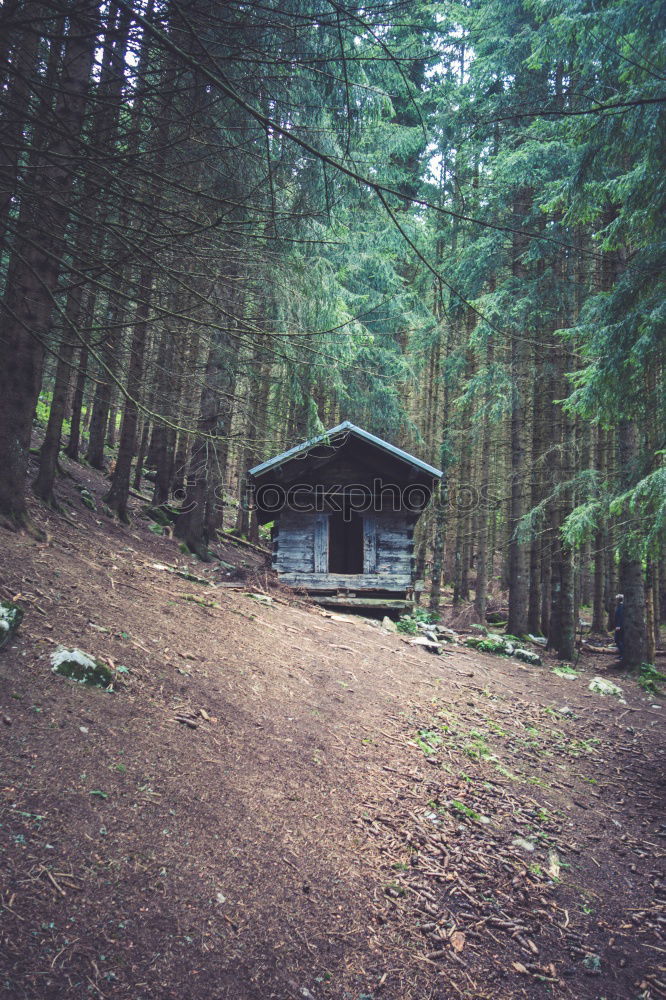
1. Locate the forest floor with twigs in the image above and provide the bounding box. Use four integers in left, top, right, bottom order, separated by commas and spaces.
1, 456, 664, 1000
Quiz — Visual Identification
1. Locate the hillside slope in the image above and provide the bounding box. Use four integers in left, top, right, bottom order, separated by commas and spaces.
1, 463, 664, 1000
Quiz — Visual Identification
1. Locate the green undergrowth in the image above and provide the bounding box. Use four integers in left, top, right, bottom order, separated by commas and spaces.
465, 635, 508, 654
414, 728, 445, 755
464, 632, 542, 665
396, 608, 439, 635
638, 662, 665, 696
410, 699, 605, 787
552, 664, 579, 678
35, 394, 71, 440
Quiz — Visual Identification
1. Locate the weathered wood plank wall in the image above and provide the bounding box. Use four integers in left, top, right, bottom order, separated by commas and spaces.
274, 509, 415, 588
273, 510, 315, 573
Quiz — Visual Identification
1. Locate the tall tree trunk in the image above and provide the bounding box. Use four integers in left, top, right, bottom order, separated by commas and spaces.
236, 338, 271, 536
104, 32, 175, 520
107, 403, 119, 448
459, 473, 471, 603
133, 418, 151, 491
104, 264, 154, 521
413, 530, 427, 605
84, 7, 133, 468
0, 3, 97, 528
474, 336, 494, 621
605, 525, 617, 632
150, 325, 178, 507
579, 421, 593, 608
653, 560, 662, 647
645, 560, 656, 665
527, 371, 544, 634
591, 427, 607, 632
507, 189, 531, 636
557, 545, 575, 660
33, 0, 128, 504
617, 420, 647, 668
540, 531, 552, 638
429, 322, 451, 616
429, 486, 446, 615
0, 2, 51, 265
557, 397, 576, 661
32, 300, 81, 502
175, 344, 219, 559
65, 334, 90, 462
86, 273, 124, 468
545, 371, 563, 651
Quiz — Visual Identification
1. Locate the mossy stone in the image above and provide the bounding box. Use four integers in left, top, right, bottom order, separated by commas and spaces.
78, 487, 96, 511
514, 648, 542, 666
143, 505, 172, 527
50, 647, 113, 687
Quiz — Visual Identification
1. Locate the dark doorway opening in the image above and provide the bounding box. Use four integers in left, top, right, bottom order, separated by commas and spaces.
328, 511, 364, 574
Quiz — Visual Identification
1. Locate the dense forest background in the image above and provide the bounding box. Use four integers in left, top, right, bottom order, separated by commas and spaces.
1, 0, 664, 667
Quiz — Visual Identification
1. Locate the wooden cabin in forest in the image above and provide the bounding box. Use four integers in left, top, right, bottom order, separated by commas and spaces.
248, 421, 442, 608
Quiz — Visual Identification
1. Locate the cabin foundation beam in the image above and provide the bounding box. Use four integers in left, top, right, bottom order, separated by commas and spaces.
309, 596, 414, 610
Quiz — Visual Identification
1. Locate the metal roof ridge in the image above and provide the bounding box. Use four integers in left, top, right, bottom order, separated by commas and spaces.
249, 421, 442, 479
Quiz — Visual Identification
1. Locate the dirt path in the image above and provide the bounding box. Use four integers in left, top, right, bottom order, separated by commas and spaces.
1, 466, 664, 999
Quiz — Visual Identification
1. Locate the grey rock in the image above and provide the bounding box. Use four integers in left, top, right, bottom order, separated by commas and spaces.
51, 647, 113, 688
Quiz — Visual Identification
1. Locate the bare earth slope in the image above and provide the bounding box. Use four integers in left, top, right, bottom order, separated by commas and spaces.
1, 466, 664, 1000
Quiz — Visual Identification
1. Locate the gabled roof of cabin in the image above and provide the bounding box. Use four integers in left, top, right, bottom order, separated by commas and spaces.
249, 421, 442, 480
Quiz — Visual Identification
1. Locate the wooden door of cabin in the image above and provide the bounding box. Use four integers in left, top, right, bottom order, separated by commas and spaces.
327, 511, 363, 573
315, 512, 378, 575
